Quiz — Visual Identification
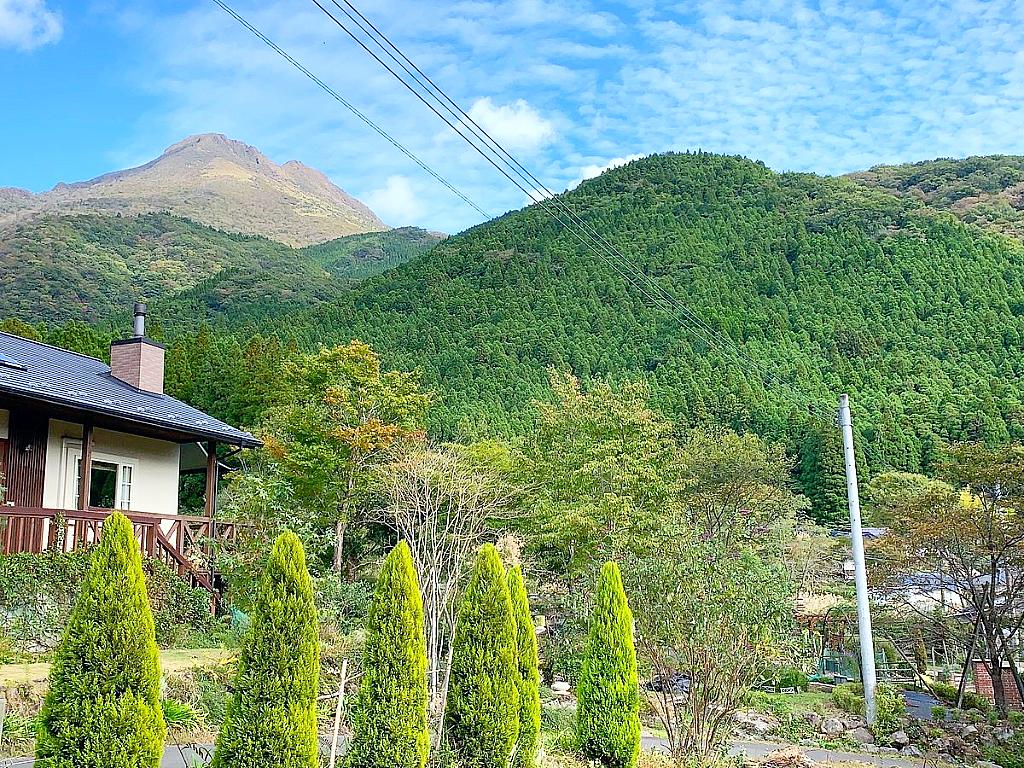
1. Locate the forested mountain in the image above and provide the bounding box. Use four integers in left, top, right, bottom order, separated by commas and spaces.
0, 213, 438, 324
848, 155, 1024, 239
1, 134, 386, 246
9, 151, 1024, 524
267, 153, 1024, 496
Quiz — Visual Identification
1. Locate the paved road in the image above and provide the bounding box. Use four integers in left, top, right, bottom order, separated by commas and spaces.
4, 740, 924, 768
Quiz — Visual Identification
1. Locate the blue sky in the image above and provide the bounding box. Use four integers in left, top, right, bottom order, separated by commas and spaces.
2, 0, 1024, 233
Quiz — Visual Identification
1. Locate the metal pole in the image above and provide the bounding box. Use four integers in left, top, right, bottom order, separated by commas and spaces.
839, 393, 877, 724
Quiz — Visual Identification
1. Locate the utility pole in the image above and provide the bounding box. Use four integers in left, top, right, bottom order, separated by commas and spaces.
839, 393, 878, 725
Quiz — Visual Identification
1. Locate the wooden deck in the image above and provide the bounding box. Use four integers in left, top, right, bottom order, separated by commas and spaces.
0, 507, 236, 595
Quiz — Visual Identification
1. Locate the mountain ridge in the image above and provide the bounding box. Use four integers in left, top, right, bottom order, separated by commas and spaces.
0, 133, 387, 247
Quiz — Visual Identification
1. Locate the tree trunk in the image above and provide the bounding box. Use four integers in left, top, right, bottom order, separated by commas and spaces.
1007, 651, 1024, 704
333, 518, 346, 573
990, 657, 1007, 713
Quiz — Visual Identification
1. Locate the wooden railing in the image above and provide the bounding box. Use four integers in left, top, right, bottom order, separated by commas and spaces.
0, 507, 237, 595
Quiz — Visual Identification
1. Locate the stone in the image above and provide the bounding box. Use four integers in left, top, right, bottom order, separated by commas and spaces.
843, 716, 867, 730
976, 761, 1001, 768
890, 730, 910, 748
900, 746, 923, 758
961, 724, 979, 738
821, 717, 845, 736
848, 726, 874, 744
804, 712, 823, 730
551, 681, 571, 695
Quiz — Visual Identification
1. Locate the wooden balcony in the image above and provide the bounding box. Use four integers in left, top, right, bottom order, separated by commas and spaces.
0, 506, 237, 595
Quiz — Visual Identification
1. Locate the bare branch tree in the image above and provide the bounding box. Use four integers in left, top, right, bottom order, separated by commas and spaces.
374, 444, 516, 723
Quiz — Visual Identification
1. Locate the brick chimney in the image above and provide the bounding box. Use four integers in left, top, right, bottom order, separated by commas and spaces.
110, 303, 165, 393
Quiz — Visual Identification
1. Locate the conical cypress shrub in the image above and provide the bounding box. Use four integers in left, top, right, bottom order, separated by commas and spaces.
212, 531, 320, 768
347, 541, 429, 768
508, 566, 540, 768
445, 543, 519, 768
35, 511, 166, 768
576, 562, 640, 768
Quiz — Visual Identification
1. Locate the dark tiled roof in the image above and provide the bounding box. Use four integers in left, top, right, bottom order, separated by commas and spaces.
0, 332, 260, 447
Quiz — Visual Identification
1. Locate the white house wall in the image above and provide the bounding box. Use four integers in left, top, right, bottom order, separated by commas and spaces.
43, 419, 181, 516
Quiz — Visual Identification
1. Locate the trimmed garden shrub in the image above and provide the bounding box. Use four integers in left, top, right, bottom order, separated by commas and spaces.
346, 541, 429, 768
576, 562, 640, 768
212, 531, 320, 768
872, 684, 905, 736
509, 566, 540, 768
445, 543, 519, 768
831, 682, 865, 715
35, 511, 167, 768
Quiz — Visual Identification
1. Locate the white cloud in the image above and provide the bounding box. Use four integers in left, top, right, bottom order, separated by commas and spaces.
0, 0, 61, 51
364, 175, 424, 226
572, 154, 644, 188
465, 97, 556, 153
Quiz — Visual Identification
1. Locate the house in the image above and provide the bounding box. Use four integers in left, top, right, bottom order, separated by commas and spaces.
0, 304, 260, 592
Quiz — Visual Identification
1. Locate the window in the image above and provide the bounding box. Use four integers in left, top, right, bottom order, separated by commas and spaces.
73, 457, 134, 510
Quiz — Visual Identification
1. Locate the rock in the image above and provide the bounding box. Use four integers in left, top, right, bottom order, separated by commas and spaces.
551, 681, 570, 696
843, 716, 867, 730
821, 717, 846, 736
976, 761, 1001, 768
759, 745, 819, 768
848, 726, 875, 744
900, 746, 923, 757
994, 728, 1014, 743
804, 712, 823, 730
733, 711, 778, 736
890, 730, 910, 748
962, 724, 979, 738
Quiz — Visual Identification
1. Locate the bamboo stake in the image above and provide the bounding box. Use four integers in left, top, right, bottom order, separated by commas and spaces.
329, 659, 349, 768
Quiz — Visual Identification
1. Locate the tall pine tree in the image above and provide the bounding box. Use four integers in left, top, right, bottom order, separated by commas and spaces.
212, 531, 320, 768
35, 512, 166, 768
347, 541, 429, 768
577, 562, 640, 768
445, 544, 519, 768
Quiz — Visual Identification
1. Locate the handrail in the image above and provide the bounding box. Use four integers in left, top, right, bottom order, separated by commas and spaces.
0, 506, 219, 525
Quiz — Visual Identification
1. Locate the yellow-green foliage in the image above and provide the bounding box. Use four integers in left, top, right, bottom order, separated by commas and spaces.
509, 566, 541, 768
35, 512, 167, 768
347, 541, 429, 768
577, 562, 640, 768
212, 531, 320, 768
445, 544, 520, 767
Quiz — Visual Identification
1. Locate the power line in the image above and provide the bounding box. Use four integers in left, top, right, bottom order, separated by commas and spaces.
209, 0, 489, 220
304, 0, 835, 423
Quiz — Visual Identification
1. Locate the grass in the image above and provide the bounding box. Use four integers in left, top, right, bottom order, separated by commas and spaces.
0, 647, 234, 685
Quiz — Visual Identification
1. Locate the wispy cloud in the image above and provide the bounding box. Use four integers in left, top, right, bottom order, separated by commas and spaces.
0, 0, 61, 50
113, 0, 1024, 233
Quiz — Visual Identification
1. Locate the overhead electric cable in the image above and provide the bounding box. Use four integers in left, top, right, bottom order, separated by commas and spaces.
210, 0, 489, 220
305, 0, 835, 422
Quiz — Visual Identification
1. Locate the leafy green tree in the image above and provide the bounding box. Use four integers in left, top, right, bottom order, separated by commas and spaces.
577, 562, 640, 768
445, 544, 519, 768
35, 512, 166, 768
212, 531, 320, 768
508, 567, 540, 768
262, 341, 430, 573
347, 541, 429, 768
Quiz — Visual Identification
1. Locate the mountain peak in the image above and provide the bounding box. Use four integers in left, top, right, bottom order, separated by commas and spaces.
0, 134, 386, 246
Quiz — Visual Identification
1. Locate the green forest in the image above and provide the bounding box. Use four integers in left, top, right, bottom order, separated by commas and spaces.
6, 151, 1024, 525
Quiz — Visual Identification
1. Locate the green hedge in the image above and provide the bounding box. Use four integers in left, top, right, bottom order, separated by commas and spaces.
0, 550, 214, 651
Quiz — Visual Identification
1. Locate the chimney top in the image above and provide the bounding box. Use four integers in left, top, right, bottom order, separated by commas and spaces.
133, 302, 147, 338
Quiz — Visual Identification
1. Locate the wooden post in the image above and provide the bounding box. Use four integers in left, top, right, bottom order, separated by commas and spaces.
78, 421, 94, 511
204, 440, 218, 518
329, 658, 349, 768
